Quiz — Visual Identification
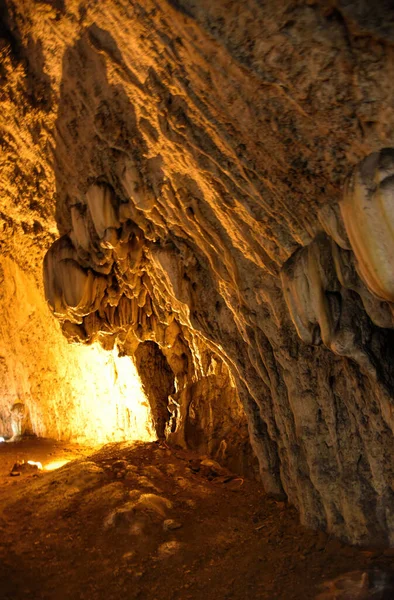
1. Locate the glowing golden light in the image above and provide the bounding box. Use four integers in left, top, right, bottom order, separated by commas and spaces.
43, 459, 70, 471
28, 343, 156, 445
0, 258, 155, 445
66, 345, 156, 445
27, 460, 43, 469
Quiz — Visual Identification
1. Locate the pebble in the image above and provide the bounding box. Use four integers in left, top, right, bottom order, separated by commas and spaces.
134, 493, 173, 516
157, 541, 182, 559
184, 499, 196, 509
163, 519, 182, 531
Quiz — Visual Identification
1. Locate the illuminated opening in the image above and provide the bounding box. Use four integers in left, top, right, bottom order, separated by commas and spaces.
0, 249, 156, 459
43, 459, 70, 471
25, 343, 156, 445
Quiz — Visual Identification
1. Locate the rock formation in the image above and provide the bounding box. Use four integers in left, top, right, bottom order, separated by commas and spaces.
2, 0, 394, 545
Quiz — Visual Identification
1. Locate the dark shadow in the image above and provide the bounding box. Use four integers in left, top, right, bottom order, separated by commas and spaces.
36, 0, 65, 15
24, 36, 53, 112
0, 2, 53, 111
334, 0, 394, 42
134, 341, 175, 439
163, 0, 193, 18
0, 0, 21, 60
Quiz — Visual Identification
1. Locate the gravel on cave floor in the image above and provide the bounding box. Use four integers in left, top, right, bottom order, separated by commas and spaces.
0, 437, 393, 600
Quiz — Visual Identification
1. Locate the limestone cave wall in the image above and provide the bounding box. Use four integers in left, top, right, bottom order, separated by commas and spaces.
1, 0, 394, 545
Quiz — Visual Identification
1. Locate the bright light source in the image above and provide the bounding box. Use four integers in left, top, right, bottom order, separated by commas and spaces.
43, 459, 70, 471
28, 343, 155, 445
27, 460, 42, 469
0, 437, 4, 443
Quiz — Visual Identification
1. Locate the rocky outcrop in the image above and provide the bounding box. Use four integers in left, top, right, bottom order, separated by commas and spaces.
2, 0, 394, 544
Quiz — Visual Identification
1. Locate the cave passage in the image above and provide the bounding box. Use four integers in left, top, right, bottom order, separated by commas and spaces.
3, 0, 394, 597
134, 341, 176, 439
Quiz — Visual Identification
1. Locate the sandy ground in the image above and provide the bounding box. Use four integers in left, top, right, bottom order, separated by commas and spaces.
0, 437, 95, 477
0, 438, 393, 600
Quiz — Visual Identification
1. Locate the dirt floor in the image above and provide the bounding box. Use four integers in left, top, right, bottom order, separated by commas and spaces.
0, 438, 393, 600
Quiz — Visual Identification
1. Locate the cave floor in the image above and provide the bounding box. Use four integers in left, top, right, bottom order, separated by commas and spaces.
0, 439, 392, 600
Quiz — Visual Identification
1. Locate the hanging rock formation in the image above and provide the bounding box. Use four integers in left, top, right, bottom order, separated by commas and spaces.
2, 0, 394, 545
341, 149, 394, 303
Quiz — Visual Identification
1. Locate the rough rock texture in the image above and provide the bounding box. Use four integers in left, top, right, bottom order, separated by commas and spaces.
2, 0, 394, 544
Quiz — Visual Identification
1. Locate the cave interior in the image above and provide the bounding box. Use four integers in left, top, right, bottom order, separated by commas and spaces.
1, 0, 394, 598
